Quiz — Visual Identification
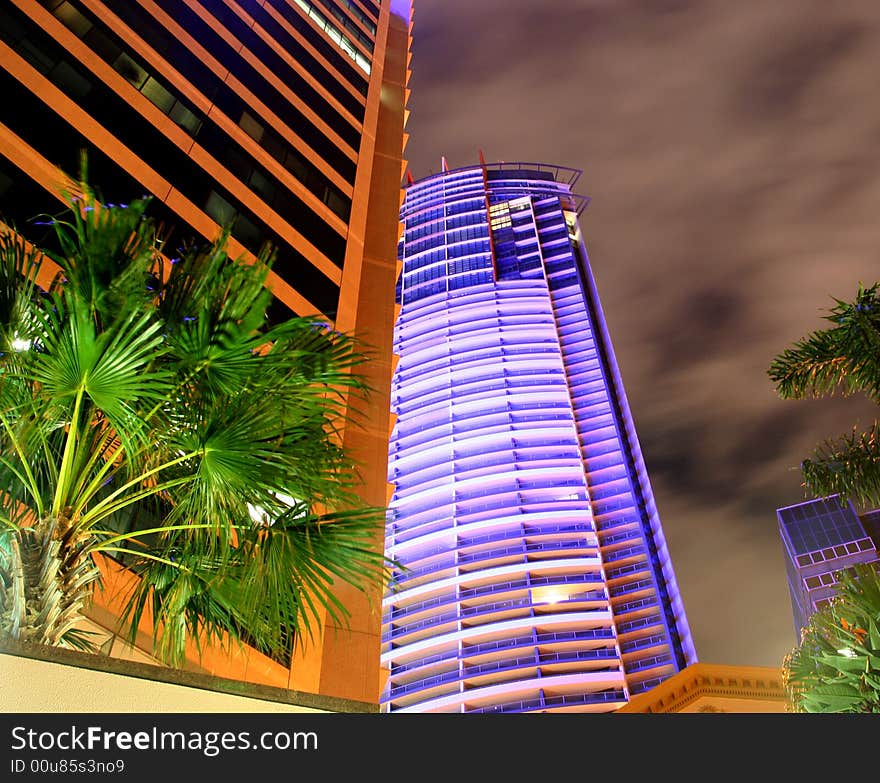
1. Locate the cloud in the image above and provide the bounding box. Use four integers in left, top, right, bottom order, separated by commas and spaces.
405, 0, 880, 667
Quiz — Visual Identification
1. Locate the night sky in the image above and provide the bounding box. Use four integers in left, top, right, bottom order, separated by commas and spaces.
401, 0, 880, 667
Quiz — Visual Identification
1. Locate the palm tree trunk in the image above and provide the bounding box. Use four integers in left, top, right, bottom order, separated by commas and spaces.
0, 518, 101, 649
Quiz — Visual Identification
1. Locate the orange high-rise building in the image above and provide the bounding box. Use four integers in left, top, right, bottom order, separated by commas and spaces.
0, 0, 413, 704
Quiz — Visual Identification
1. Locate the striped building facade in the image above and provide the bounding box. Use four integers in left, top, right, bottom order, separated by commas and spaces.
0, 0, 413, 704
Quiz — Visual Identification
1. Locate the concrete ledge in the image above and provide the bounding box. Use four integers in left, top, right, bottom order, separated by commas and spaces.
0, 639, 378, 713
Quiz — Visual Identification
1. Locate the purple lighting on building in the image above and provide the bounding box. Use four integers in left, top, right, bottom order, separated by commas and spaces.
382, 162, 696, 713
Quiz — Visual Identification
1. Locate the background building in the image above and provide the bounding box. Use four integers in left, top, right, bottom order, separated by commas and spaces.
777, 496, 880, 638
382, 161, 696, 713
0, 0, 413, 704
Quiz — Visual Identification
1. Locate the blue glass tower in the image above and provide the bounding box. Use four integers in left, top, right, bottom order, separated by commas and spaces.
381, 162, 696, 713
777, 496, 880, 638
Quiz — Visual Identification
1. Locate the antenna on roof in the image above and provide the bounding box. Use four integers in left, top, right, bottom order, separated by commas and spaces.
441, 156, 449, 172
478, 149, 486, 167
406, 169, 414, 185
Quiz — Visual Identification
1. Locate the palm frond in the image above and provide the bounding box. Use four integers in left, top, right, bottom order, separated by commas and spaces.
800, 423, 880, 508
1, 178, 388, 669
768, 283, 880, 402
785, 563, 880, 713
45, 184, 158, 325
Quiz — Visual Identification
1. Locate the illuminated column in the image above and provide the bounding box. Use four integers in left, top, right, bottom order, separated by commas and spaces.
382, 163, 696, 713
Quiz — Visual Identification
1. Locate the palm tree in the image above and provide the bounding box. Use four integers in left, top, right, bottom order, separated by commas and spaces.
0, 184, 388, 667
768, 283, 880, 507
784, 563, 880, 712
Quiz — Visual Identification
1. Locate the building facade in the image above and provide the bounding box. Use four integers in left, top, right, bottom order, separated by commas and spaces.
382, 162, 696, 713
777, 496, 880, 638
0, 0, 413, 704
615, 663, 787, 713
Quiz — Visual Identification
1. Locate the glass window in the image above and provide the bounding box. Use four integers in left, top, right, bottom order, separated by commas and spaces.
50, 60, 91, 99
205, 190, 236, 227
239, 111, 264, 142
168, 102, 201, 135
53, 1, 92, 37
140, 76, 176, 114
113, 52, 148, 89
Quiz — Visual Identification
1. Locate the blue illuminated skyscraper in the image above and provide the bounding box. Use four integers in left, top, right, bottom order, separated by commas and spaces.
381, 161, 696, 713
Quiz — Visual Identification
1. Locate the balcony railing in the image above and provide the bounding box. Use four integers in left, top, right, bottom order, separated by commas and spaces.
619, 634, 666, 654
625, 653, 672, 674
389, 521, 593, 566
462, 627, 615, 658
384, 591, 609, 642
388, 628, 617, 677
608, 578, 654, 599
628, 675, 667, 695
599, 529, 643, 547
389, 538, 597, 588
612, 596, 658, 617
464, 647, 618, 678
466, 689, 626, 713
462, 572, 604, 600
606, 561, 651, 581
460, 522, 592, 549
386, 572, 606, 623
616, 613, 662, 635
459, 539, 594, 565
385, 648, 622, 700
594, 514, 641, 532
602, 544, 645, 564
385, 597, 529, 642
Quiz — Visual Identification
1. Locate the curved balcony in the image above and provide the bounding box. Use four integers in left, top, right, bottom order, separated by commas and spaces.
383, 589, 609, 643
385, 572, 607, 624
625, 653, 673, 674
389, 627, 618, 678
465, 627, 615, 656
389, 536, 597, 589
389, 494, 583, 544
602, 544, 645, 564
612, 596, 659, 618
617, 613, 663, 635
620, 633, 666, 655
464, 647, 618, 677
388, 508, 593, 553
628, 675, 666, 695
608, 578, 654, 599
599, 529, 643, 547
460, 538, 593, 566
384, 647, 621, 701
594, 520, 641, 538
466, 689, 627, 714
606, 561, 651, 581
460, 522, 594, 549
387, 520, 594, 562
